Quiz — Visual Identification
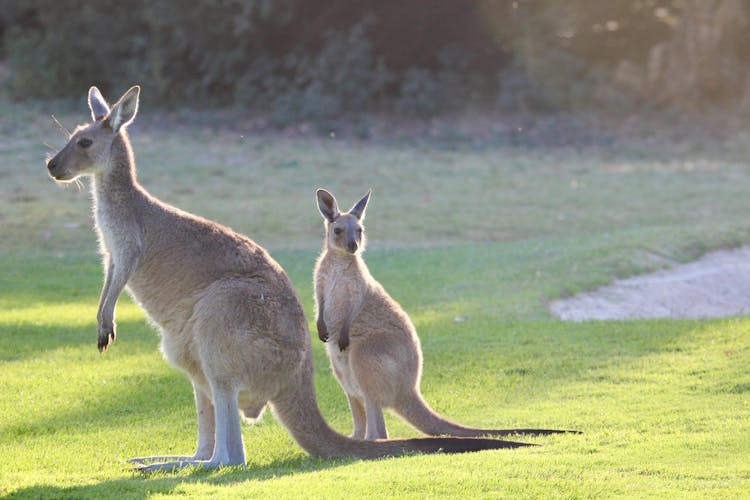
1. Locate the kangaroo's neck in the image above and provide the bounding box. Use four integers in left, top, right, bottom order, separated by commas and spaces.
320, 247, 371, 281
324, 247, 359, 265
91, 132, 145, 212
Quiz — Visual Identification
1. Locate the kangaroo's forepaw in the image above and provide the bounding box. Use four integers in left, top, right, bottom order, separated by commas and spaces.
97, 323, 116, 352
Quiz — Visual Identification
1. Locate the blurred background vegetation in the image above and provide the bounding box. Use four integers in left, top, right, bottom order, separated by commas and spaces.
0, 0, 749, 125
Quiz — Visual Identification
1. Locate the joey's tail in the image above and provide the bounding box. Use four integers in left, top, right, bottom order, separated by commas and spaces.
394, 390, 580, 437
269, 364, 534, 459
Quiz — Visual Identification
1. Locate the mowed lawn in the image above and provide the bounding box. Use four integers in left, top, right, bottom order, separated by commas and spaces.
1, 101, 749, 497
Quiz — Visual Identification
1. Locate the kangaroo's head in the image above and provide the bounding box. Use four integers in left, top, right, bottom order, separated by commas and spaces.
46, 85, 140, 183
316, 188, 371, 255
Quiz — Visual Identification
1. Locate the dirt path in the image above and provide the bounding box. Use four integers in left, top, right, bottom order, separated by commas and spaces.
549, 246, 750, 320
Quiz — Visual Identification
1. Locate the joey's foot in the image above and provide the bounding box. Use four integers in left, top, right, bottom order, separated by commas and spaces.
97, 322, 116, 352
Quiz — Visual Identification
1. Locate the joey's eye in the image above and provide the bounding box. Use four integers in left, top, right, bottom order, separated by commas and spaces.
77, 138, 93, 148
333, 227, 343, 235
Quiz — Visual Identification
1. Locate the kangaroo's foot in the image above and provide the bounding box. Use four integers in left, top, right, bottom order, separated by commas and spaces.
128, 454, 210, 465
133, 457, 245, 473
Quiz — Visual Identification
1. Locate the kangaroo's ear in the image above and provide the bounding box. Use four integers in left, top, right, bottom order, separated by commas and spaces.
105, 85, 140, 133
316, 189, 340, 223
88, 86, 110, 121
348, 189, 371, 220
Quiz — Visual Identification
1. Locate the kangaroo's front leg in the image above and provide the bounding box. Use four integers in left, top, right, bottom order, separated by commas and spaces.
337, 303, 364, 351
97, 247, 141, 352
316, 295, 329, 342
323, 295, 363, 352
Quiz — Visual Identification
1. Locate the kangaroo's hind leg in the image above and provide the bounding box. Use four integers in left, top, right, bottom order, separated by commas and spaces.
347, 394, 367, 439
364, 397, 387, 440
129, 380, 215, 465
136, 381, 245, 472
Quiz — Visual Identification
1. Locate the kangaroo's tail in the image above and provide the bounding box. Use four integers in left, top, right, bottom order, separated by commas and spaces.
269, 363, 535, 459
393, 389, 580, 438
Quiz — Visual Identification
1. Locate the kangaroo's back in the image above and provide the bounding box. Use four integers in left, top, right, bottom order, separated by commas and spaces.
125, 191, 289, 332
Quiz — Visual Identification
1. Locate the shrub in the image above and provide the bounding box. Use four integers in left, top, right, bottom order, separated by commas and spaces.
4, 0, 745, 119
396, 43, 490, 116
267, 17, 392, 124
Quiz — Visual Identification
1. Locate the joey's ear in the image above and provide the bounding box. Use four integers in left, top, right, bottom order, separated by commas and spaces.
348, 189, 371, 220
316, 189, 340, 222
88, 86, 110, 121
105, 85, 140, 133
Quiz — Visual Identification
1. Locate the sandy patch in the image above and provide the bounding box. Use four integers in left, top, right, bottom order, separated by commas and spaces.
549, 246, 750, 320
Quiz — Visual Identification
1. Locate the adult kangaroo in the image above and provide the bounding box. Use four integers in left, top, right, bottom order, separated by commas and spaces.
314, 189, 578, 440
45, 85, 533, 472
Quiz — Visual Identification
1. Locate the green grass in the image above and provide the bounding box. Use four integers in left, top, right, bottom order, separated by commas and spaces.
1, 102, 749, 497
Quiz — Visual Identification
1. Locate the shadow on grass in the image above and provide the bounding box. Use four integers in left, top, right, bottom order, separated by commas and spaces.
5, 454, 358, 499
0, 254, 102, 305
0, 368, 192, 438
1, 316, 712, 440
0, 317, 157, 362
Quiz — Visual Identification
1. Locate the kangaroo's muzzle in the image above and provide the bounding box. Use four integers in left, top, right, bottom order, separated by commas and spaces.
46, 157, 72, 181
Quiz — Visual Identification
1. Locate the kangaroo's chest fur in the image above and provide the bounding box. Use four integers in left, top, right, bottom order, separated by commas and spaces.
94, 183, 142, 268
315, 252, 368, 335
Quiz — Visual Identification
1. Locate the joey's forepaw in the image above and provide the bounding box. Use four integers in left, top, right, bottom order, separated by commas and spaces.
98, 323, 116, 352
316, 318, 329, 342
338, 336, 349, 351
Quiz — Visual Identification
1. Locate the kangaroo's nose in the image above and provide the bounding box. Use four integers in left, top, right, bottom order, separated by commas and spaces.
348, 241, 358, 252
47, 159, 58, 171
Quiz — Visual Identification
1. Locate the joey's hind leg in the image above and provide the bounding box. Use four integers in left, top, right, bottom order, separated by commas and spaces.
364, 397, 388, 440
130, 381, 215, 465
347, 394, 366, 439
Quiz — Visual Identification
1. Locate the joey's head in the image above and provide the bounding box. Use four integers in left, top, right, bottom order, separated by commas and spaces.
316, 188, 371, 255
46, 85, 140, 183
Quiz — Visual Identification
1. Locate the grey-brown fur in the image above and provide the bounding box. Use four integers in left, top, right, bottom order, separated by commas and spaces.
46, 86, 534, 472
314, 189, 577, 440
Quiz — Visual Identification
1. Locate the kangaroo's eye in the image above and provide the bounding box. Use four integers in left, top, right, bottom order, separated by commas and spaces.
77, 138, 93, 148
333, 227, 342, 235
357, 228, 363, 234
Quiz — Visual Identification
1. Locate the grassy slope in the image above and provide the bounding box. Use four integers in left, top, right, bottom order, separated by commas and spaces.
1, 102, 749, 497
